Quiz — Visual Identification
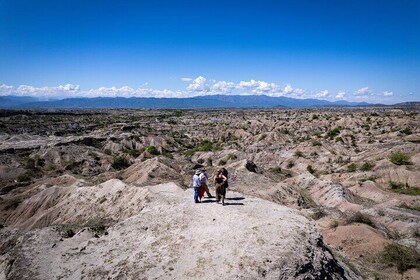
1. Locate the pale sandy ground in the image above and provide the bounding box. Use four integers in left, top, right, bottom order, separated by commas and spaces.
1, 181, 356, 280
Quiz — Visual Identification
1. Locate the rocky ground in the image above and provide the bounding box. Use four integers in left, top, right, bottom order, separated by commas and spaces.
0, 107, 419, 279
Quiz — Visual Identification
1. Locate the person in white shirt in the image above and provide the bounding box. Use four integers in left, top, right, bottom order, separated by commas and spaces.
199, 168, 213, 198
193, 169, 202, 203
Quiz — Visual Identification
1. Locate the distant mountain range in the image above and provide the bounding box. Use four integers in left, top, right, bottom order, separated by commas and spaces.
0, 95, 379, 109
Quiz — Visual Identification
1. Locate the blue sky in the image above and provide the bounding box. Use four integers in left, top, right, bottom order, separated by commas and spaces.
0, 0, 419, 103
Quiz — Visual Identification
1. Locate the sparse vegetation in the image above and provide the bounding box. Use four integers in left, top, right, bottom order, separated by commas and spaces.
294, 150, 304, 158
270, 166, 282, 174
380, 243, 420, 274
146, 145, 160, 155
112, 156, 130, 170
311, 209, 326, 220
346, 163, 357, 172
389, 151, 411, 165
399, 127, 412, 135
17, 172, 33, 182
58, 217, 113, 239
346, 212, 375, 228
299, 190, 317, 209
326, 127, 341, 139
312, 140, 321, 146
360, 161, 375, 171
126, 148, 142, 157
329, 220, 339, 229
306, 165, 315, 175
398, 203, 420, 212
227, 153, 237, 160
389, 181, 420, 195
2, 108, 420, 279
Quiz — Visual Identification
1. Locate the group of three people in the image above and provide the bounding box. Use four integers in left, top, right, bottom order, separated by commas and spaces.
193, 168, 228, 205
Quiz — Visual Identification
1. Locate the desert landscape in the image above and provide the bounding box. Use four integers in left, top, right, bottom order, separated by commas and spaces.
0, 106, 419, 279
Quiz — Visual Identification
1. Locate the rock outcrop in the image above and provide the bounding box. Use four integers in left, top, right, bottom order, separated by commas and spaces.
0, 181, 357, 279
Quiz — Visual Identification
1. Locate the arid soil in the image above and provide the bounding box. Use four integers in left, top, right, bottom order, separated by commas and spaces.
0, 107, 419, 279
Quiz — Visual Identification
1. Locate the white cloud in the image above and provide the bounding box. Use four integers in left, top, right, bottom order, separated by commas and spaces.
0, 80, 305, 99
315, 90, 329, 98
335, 91, 346, 99
4, 78, 394, 103
181, 77, 192, 82
186, 76, 210, 93
0, 84, 14, 95
282, 84, 304, 96
236, 79, 282, 96
212, 81, 235, 94
354, 87, 371, 96
0, 84, 81, 98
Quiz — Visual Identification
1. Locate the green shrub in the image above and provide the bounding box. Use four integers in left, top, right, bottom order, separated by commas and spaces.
326, 127, 341, 139
206, 157, 213, 166
126, 149, 141, 157
360, 161, 375, 171
146, 145, 160, 155
400, 127, 412, 135
194, 140, 213, 152
218, 159, 227, 166
389, 152, 411, 165
381, 243, 419, 273
227, 153, 237, 160
287, 161, 295, 168
112, 156, 130, 170
346, 163, 357, 172
389, 181, 420, 196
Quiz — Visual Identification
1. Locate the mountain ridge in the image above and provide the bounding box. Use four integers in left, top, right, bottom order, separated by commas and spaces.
0, 95, 376, 108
